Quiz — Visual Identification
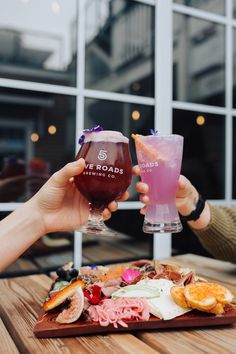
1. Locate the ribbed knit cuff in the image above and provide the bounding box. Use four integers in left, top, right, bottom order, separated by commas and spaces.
190, 204, 236, 263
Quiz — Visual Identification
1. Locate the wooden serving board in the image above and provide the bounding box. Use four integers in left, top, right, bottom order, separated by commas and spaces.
33, 307, 236, 338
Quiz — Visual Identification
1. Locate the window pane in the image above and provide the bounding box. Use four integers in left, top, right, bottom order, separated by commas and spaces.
85, 0, 154, 97
233, 0, 236, 18
233, 29, 236, 107
233, 117, 236, 198
173, 109, 225, 199
0, 0, 77, 86
174, 0, 225, 15
173, 14, 225, 106
0, 88, 76, 202
84, 97, 154, 201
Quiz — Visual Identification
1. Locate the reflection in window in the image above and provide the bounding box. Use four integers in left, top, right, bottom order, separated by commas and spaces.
0, 0, 77, 86
174, 0, 225, 15
173, 109, 225, 199
84, 97, 154, 200
173, 14, 225, 106
0, 88, 76, 202
85, 0, 154, 97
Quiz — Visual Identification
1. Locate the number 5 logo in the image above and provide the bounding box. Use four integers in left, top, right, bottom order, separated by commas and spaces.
98, 150, 107, 161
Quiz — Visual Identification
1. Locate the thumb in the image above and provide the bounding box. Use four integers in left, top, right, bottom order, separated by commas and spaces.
178, 175, 188, 190
52, 158, 85, 187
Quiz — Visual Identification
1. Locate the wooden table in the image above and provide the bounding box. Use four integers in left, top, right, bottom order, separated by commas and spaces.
0, 254, 236, 354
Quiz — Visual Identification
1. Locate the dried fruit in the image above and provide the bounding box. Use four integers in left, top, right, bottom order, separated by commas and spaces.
56, 286, 84, 324
43, 279, 85, 312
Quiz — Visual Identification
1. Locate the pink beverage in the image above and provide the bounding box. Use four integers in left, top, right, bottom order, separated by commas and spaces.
134, 134, 183, 233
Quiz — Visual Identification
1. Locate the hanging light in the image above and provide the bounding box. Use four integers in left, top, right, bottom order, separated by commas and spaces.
31, 133, 39, 142
131, 110, 141, 121
196, 115, 205, 126
48, 125, 57, 135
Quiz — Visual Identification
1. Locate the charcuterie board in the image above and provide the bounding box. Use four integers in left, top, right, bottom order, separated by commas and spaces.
33, 260, 236, 338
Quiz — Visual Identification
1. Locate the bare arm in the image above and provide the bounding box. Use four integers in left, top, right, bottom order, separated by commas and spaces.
0, 159, 129, 271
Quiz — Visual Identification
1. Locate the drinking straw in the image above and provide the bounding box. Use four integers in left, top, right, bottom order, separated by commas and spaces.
131, 134, 159, 159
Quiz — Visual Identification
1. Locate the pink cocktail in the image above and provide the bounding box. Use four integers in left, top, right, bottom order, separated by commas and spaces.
134, 134, 183, 233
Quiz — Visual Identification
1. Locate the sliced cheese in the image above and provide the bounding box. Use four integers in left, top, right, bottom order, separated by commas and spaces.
148, 295, 191, 320
138, 278, 191, 320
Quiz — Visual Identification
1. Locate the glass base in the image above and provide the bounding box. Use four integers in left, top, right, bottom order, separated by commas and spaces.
77, 221, 116, 237
143, 220, 183, 234
77, 206, 117, 236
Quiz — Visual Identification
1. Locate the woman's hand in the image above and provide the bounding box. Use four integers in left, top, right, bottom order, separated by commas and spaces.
31, 159, 129, 234
133, 165, 199, 217
133, 164, 210, 229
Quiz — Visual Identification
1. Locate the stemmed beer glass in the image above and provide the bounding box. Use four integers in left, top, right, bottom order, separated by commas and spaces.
74, 128, 132, 236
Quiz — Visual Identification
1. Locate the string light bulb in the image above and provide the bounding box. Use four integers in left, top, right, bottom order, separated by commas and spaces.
196, 115, 205, 126
31, 133, 39, 142
131, 110, 141, 121
48, 125, 57, 135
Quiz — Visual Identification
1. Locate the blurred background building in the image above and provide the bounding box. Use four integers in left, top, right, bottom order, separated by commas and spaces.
0, 0, 236, 275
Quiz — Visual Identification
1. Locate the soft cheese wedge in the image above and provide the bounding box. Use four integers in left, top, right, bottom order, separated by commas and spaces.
148, 294, 191, 320
138, 278, 191, 320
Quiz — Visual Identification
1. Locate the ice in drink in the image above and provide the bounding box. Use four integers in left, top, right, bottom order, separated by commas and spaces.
134, 134, 183, 233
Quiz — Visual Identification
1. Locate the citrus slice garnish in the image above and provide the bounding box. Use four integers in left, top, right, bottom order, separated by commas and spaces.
43, 279, 85, 312
131, 134, 159, 160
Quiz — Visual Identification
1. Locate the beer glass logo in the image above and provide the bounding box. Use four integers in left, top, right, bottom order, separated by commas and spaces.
98, 149, 107, 161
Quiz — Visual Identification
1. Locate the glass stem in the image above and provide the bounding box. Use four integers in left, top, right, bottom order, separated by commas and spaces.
88, 205, 104, 224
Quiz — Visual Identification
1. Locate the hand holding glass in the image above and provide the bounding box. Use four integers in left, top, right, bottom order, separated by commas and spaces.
134, 134, 184, 233
74, 130, 132, 236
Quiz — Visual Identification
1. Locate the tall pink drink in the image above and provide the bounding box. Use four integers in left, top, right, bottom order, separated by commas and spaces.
135, 134, 183, 233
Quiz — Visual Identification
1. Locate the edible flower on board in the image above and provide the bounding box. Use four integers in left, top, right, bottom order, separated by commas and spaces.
121, 268, 141, 284
83, 285, 105, 305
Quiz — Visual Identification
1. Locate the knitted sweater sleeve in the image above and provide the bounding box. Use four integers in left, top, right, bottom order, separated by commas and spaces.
190, 204, 236, 263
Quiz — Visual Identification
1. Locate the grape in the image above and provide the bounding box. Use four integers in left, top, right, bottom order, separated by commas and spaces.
69, 268, 79, 279
56, 267, 67, 280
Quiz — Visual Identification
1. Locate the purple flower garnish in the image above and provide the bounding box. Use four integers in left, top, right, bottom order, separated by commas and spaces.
79, 135, 85, 145
150, 129, 158, 136
122, 268, 141, 284
90, 264, 98, 270
78, 125, 103, 144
